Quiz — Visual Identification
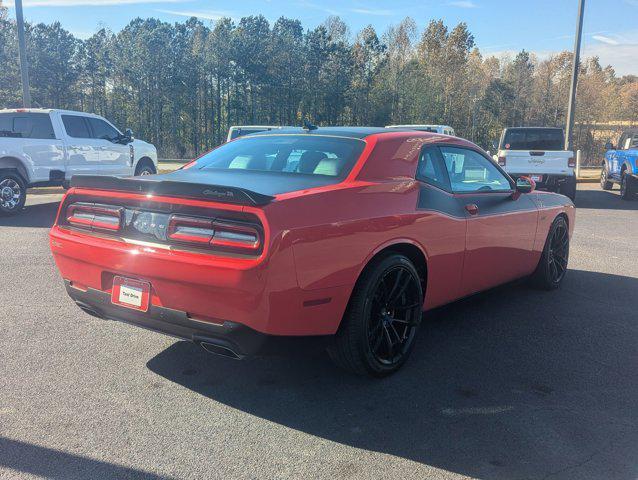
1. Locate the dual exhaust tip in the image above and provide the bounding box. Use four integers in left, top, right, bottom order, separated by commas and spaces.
198, 340, 244, 360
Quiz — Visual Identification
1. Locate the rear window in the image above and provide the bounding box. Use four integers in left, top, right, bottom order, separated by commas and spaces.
195, 135, 365, 179
0, 113, 55, 139
501, 128, 564, 150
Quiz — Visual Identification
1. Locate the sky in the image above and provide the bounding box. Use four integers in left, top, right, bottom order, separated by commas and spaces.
3, 0, 638, 76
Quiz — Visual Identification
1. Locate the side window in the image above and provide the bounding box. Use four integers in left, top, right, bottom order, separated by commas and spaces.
631, 134, 638, 149
0, 113, 55, 139
618, 134, 627, 150
440, 146, 512, 193
416, 146, 450, 191
87, 118, 120, 141
62, 115, 91, 139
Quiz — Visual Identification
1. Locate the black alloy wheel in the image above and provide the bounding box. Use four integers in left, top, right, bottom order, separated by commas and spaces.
328, 253, 423, 377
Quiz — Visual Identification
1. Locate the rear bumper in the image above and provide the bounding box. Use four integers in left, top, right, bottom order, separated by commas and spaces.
50, 225, 352, 337
65, 280, 331, 357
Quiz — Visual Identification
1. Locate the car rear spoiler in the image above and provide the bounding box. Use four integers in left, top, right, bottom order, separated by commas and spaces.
70, 175, 275, 206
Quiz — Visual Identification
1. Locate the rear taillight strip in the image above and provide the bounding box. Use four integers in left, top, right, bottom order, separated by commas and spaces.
67, 203, 123, 232
168, 215, 262, 253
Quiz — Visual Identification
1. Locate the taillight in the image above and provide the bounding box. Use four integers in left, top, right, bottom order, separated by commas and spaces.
66, 203, 122, 231
210, 220, 261, 251
168, 214, 261, 253
568, 157, 575, 168
168, 215, 215, 244
498, 156, 506, 166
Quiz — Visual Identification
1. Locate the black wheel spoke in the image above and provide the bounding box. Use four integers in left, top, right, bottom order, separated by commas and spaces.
366, 264, 422, 366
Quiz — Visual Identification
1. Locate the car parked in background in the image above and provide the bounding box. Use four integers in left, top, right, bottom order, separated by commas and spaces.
226, 125, 288, 142
0, 108, 157, 215
493, 127, 576, 200
600, 129, 638, 200
386, 124, 456, 136
50, 127, 574, 377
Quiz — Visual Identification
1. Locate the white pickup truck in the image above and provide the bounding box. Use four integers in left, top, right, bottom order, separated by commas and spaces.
0, 108, 157, 215
494, 127, 576, 200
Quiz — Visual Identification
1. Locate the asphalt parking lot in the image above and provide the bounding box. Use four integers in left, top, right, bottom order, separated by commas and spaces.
0, 183, 636, 480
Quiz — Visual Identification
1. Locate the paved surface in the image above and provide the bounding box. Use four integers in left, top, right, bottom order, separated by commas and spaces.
0, 184, 636, 480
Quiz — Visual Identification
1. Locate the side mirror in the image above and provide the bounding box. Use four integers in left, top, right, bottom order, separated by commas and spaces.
605, 141, 614, 150
515, 176, 535, 194
124, 128, 134, 143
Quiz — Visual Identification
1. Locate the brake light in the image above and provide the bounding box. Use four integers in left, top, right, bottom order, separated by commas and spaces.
568, 157, 575, 168
498, 156, 506, 166
168, 215, 215, 244
210, 220, 261, 251
66, 203, 122, 231
167, 215, 261, 253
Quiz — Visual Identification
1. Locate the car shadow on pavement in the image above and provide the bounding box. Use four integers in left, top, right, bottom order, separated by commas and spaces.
0, 437, 172, 480
575, 188, 638, 210
147, 269, 638, 480
0, 201, 60, 228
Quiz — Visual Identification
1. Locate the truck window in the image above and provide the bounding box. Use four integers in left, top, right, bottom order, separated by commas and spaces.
0, 113, 55, 139
88, 118, 120, 141
501, 128, 564, 150
62, 115, 91, 138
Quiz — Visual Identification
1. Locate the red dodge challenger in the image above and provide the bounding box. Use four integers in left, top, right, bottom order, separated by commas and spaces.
49, 127, 575, 377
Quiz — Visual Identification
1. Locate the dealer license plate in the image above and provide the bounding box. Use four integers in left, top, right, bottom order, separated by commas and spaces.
111, 276, 151, 312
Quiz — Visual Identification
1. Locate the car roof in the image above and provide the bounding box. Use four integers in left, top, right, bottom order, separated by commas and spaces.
0, 108, 103, 118
386, 124, 454, 129
247, 126, 428, 139
503, 126, 563, 130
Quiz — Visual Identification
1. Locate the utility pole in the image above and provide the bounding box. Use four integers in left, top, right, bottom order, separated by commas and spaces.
565, 0, 585, 151
15, 0, 32, 108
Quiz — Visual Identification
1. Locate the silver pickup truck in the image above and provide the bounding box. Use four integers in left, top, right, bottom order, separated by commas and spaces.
494, 127, 576, 200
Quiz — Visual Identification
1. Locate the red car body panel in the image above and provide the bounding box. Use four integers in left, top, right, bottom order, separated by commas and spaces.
50, 129, 575, 347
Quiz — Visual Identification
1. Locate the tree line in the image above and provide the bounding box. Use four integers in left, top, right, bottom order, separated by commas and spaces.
1, 4, 637, 163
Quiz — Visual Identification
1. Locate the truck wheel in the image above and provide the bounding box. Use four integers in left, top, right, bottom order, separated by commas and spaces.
134, 162, 155, 176
620, 173, 636, 200
530, 216, 570, 290
0, 172, 27, 216
600, 168, 613, 190
327, 253, 423, 377
559, 176, 577, 201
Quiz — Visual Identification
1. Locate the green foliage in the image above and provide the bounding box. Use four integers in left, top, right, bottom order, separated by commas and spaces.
0, 12, 636, 163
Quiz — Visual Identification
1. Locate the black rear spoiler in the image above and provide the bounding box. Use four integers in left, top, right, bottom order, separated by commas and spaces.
70, 175, 275, 206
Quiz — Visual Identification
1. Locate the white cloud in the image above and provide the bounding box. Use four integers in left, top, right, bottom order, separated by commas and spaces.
157, 9, 230, 21
4, 0, 185, 6
349, 8, 393, 16
446, 0, 477, 8
592, 34, 619, 45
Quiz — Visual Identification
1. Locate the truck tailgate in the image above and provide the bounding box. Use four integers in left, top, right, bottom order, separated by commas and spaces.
501, 150, 573, 175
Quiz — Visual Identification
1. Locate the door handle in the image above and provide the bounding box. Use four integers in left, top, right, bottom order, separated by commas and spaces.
465, 203, 479, 215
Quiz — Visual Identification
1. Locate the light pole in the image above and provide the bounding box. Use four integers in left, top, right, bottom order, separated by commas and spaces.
15, 0, 32, 108
565, 0, 585, 151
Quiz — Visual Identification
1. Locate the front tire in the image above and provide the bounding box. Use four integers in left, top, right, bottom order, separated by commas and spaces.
530, 216, 570, 290
600, 167, 613, 190
0, 172, 27, 216
134, 162, 156, 176
620, 173, 636, 200
327, 253, 423, 377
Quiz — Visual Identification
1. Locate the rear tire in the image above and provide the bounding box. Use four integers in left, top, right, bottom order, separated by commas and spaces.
620, 173, 636, 200
559, 176, 577, 201
327, 253, 423, 377
530, 216, 570, 290
600, 167, 613, 190
0, 171, 27, 216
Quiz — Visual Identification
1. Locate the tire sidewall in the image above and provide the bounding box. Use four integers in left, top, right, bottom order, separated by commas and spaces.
135, 163, 155, 176
0, 172, 27, 216
540, 216, 569, 289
